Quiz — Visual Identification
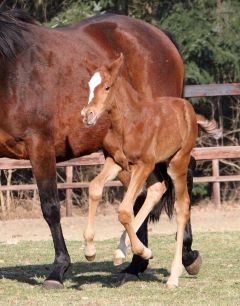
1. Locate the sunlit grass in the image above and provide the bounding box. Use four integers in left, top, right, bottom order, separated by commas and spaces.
1, 232, 240, 305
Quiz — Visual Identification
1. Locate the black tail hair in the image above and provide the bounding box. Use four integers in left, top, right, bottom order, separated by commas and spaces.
149, 156, 196, 223
149, 163, 175, 222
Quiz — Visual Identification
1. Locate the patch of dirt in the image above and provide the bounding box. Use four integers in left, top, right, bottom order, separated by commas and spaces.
0, 202, 240, 244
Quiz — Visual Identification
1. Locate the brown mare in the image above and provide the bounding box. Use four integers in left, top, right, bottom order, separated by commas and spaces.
0, 7, 200, 288
81, 54, 220, 288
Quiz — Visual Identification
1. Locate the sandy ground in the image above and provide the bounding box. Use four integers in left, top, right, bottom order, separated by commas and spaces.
0, 204, 240, 244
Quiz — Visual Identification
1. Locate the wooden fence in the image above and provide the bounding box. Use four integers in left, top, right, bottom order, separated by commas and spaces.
0, 83, 239, 216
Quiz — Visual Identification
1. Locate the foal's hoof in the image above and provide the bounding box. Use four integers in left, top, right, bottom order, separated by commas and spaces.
141, 247, 153, 260
185, 252, 202, 275
42, 280, 64, 290
85, 254, 96, 262
113, 249, 126, 266
114, 257, 125, 266
84, 245, 96, 262
166, 282, 178, 289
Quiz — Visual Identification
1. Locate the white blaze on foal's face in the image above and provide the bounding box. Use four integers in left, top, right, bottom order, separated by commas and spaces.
88, 72, 102, 104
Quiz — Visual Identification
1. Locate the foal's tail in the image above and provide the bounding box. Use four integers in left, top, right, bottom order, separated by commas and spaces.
196, 114, 222, 139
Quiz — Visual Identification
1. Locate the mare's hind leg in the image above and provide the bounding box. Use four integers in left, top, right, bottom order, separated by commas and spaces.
84, 157, 122, 261
26, 135, 70, 289
121, 194, 150, 277
166, 154, 191, 288
183, 157, 202, 275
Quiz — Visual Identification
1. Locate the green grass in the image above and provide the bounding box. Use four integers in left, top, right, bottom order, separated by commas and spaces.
1, 232, 240, 306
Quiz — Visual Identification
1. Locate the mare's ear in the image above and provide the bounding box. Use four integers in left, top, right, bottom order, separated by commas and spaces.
108, 53, 124, 84
84, 57, 98, 74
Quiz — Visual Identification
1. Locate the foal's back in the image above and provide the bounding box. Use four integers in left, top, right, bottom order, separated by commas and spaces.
128, 97, 198, 163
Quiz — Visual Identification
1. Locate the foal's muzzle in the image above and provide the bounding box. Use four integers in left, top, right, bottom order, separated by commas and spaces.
81, 107, 97, 127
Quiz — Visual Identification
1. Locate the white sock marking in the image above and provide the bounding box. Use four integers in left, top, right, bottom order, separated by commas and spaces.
88, 72, 102, 104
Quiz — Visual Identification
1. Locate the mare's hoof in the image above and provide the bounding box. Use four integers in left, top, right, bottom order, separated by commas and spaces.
185, 252, 202, 275
119, 273, 139, 285
113, 249, 126, 266
42, 280, 64, 290
85, 254, 96, 262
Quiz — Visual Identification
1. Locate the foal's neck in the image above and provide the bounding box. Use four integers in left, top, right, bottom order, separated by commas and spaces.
109, 77, 143, 131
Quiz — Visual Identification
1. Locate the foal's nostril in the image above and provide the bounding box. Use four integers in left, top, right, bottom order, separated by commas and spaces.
87, 111, 94, 122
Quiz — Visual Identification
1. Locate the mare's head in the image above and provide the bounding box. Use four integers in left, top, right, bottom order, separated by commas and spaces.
81, 53, 124, 126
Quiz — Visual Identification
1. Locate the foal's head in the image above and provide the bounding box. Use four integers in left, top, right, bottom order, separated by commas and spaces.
81, 54, 124, 126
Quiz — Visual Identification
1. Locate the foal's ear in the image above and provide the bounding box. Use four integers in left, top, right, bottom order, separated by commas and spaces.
84, 57, 98, 74
108, 53, 124, 84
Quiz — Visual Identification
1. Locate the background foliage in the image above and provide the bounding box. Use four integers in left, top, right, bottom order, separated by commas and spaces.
8, 0, 240, 84
1, 0, 239, 211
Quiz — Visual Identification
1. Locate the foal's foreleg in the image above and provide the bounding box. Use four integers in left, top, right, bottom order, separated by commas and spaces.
114, 181, 166, 265
26, 135, 70, 289
118, 163, 154, 260
84, 157, 122, 261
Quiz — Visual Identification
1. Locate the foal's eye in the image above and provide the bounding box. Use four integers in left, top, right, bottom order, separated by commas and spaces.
105, 86, 110, 91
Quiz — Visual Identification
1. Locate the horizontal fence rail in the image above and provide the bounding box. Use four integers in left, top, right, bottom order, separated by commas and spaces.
0, 83, 239, 215
0, 146, 239, 214
184, 83, 240, 97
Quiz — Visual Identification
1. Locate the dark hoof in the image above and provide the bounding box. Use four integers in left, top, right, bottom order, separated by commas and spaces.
185, 253, 202, 275
119, 272, 139, 285
42, 280, 64, 289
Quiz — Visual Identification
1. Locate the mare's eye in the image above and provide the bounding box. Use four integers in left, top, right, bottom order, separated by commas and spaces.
105, 86, 110, 91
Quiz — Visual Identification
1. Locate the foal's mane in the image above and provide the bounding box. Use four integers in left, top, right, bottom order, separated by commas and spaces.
0, 5, 37, 59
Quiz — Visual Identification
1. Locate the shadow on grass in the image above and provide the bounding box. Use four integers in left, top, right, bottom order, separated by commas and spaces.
0, 261, 169, 288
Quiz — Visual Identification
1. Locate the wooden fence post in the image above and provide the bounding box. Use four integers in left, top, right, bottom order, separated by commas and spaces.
66, 166, 73, 217
0, 170, 6, 217
212, 159, 221, 208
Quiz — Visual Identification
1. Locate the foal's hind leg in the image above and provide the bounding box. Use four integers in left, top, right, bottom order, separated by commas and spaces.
84, 157, 122, 261
166, 154, 191, 288
26, 135, 70, 289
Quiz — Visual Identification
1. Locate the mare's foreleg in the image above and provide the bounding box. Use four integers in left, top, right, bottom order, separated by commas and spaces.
84, 157, 122, 261
26, 135, 70, 289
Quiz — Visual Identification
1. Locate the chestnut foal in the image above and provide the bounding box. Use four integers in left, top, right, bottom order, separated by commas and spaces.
81, 54, 216, 288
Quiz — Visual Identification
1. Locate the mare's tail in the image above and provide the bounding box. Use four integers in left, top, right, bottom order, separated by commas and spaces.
149, 163, 175, 222
196, 114, 222, 139
149, 157, 196, 222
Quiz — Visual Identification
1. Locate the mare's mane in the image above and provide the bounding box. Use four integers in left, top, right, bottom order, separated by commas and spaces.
0, 5, 37, 59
